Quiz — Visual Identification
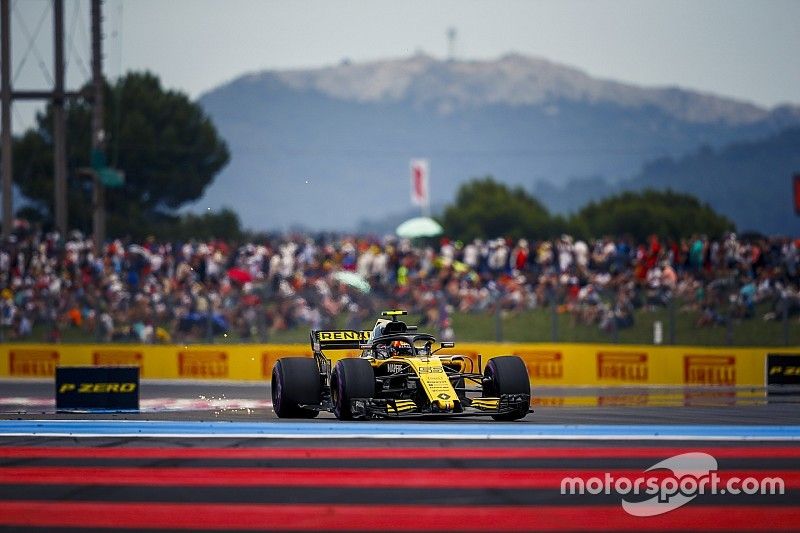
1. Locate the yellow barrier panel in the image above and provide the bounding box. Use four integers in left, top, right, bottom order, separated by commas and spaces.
438, 343, 781, 387
1, 342, 796, 386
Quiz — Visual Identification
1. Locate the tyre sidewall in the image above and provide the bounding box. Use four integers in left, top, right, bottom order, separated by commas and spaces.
272, 357, 321, 418
484, 355, 530, 421
332, 358, 375, 420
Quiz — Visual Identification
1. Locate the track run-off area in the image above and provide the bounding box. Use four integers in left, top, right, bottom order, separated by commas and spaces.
1, 380, 799, 531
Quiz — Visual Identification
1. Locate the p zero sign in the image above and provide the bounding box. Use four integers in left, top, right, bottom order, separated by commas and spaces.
766, 354, 800, 386
55, 366, 140, 411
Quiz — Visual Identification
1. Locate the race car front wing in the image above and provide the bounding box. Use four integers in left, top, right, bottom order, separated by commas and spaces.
349, 394, 531, 419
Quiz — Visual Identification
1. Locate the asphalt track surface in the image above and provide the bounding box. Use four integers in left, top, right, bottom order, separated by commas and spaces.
3, 380, 800, 424
1, 379, 799, 531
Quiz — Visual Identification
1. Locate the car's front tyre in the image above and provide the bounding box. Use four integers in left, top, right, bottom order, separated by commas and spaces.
483, 355, 530, 421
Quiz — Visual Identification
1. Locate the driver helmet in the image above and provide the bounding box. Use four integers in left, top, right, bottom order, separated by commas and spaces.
390, 340, 413, 357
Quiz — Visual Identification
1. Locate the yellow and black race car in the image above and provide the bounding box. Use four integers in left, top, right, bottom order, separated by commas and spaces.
271, 311, 531, 420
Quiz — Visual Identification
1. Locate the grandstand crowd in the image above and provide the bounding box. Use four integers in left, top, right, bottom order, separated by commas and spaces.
1, 228, 798, 343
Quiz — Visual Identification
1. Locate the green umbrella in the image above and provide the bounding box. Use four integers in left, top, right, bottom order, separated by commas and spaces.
332, 271, 371, 294
396, 217, 443, 239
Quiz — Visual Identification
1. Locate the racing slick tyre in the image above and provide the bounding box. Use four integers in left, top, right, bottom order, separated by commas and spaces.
331, 358, 376, 420
271, 357, 321, 418
483, 355, 530, 421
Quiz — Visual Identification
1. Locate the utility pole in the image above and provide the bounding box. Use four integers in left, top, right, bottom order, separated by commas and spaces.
91, 0, 105, 254
1, 0, 84, 242
53, 0, 67, 237
1, 0, 11, 241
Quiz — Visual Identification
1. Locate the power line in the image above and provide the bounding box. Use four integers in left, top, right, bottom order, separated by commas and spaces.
65, 0, 89, 80
11, 0, 52, 86
110, 0, 123, 166
11, 100, 25, 128
64, 0, 79, 74
74, 0, 91, 73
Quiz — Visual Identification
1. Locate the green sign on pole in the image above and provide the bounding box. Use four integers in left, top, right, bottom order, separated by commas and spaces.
99, 168, 124, 187
90, 149, 124, 188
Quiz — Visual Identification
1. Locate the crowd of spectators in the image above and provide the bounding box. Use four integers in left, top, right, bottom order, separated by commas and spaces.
1, 226, 798, 343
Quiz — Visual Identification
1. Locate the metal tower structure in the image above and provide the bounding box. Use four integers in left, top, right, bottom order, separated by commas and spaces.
446, 27, 457, 61
0, 0, 103, 245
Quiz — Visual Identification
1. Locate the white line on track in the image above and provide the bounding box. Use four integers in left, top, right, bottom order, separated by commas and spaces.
0, 398, 271, 410
2, 420, 800, 441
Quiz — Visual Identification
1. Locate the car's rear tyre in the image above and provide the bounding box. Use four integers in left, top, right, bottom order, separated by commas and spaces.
271, 357, 321, 418
483, 356, 530, 421
331, 358, 375, 420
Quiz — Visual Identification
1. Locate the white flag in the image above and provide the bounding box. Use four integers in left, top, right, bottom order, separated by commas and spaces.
410, 159, 429, 208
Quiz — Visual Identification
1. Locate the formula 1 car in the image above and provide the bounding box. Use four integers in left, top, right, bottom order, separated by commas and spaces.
271, 311, 531, 420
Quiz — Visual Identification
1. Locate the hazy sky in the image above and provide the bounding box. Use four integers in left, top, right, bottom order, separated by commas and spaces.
9, 0, 800, 131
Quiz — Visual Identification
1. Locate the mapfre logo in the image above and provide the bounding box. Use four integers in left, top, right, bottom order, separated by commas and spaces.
9, 350, 59, 377
597, 352, 648, 382
684, 355, 735, 385
517, 351, 563, 380
178, 351, 228, 378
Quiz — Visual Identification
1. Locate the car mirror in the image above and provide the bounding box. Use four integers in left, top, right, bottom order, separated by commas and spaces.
359, 343, 372, 350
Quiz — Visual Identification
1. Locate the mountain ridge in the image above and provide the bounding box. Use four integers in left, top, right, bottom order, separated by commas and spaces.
196, 54, 800, 232
212, 54, 797, 125
535, 127, 800, 236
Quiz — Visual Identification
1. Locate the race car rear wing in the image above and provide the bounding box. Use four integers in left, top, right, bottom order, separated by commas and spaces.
310, 330, 372, 352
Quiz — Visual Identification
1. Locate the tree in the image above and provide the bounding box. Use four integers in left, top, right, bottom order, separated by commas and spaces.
571, 189, 735, 242
168, 208, 242, 241
441, 179, 734, 243
442, 177, 556, 241
13, 71, 230, 237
